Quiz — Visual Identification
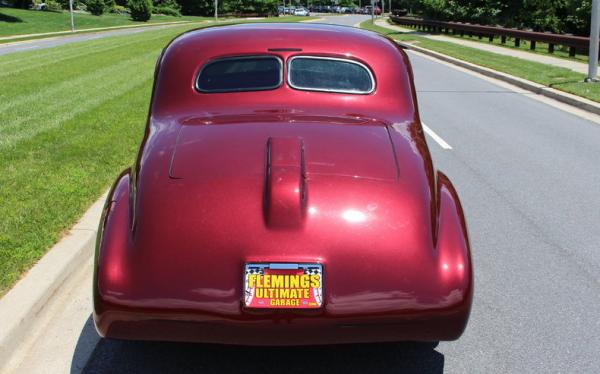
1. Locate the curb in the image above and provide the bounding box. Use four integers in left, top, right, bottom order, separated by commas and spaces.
373, 21, 600, 116
0, 192, 107, 370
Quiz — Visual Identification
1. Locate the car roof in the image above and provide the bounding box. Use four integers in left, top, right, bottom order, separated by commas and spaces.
153, 23, 418, 125
168, 23, 394, 56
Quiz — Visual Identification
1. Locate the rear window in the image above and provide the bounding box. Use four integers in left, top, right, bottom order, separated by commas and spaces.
287, 56, 375, 94
196, 56, 283, 93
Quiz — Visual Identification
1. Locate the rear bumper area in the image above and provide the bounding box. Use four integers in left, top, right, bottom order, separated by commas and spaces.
94, 170, 473, 345
94, 306, 470, 345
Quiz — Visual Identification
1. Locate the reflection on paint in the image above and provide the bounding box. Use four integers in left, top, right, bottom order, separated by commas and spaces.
342, 209, 367, 223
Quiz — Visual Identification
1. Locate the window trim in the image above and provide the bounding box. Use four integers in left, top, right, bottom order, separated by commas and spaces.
195, 55, 283, 93
286, 55, 376, 95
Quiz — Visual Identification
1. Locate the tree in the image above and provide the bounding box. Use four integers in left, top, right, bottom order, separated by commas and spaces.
178, 0, 212, 15
13, 0, 34, 9
128, 0, 153, 21
564, 0, 591, 35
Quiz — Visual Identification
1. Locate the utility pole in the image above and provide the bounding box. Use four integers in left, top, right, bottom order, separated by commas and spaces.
587, 0, 600, 82
371, 0, 374, 22
68, 0, 75, 32
214, 0, 218, 21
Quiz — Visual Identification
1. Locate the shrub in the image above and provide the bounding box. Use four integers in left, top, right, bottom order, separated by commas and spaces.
111, 4, 128, 13
86, 0, 105, 15
128, 0, 152, 21
153, 5, 180, 16
44, 0, 63, 11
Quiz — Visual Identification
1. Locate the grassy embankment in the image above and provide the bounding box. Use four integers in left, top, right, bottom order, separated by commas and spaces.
361, 20, 600, 102
0, 6, 210, 38
0, 16, 313, 295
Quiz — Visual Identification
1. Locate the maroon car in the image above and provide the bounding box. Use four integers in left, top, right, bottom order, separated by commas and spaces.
93, 23, 473, 345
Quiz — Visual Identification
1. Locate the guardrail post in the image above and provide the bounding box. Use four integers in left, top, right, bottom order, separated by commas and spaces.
488, 35, 494, 42
530, 40, 536, 50
569, 47, 576, 57
515, 38, 520, 47
549, 44, 555, 53
501, 35, 506, 44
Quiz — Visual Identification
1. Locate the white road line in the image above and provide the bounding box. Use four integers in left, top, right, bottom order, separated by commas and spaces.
422, 122, 453, 150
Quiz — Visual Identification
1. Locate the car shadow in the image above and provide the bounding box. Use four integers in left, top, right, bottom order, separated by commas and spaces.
70, 315, 102, 374
74, 319, 444, 374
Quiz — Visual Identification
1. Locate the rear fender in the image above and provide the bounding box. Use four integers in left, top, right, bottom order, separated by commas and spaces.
433, 171, 473, 335
93, 169, 131, 333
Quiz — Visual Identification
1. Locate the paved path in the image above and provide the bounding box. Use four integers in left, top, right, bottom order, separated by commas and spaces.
376, 18, 594, 75
0, 22, 206, 56
5, 14, 600, 374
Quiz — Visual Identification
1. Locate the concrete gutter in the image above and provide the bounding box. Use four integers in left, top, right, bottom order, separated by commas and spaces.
371, 20, 600, 116
0, 192, 106, 371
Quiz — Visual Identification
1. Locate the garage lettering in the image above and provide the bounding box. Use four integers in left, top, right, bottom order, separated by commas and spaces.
248, 274, 320, 289
248, 274, 320, 305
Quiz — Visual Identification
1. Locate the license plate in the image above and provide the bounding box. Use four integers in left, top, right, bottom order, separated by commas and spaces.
244, 263, 323, 309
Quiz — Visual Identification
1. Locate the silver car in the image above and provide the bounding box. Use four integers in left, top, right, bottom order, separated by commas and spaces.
293, 7, 310, 16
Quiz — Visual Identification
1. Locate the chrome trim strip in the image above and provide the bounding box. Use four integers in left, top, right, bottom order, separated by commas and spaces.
195, 55, 283, 93
287, 55, 376, 95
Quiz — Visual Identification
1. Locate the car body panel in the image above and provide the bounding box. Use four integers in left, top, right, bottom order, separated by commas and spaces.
93, 23, 472, 345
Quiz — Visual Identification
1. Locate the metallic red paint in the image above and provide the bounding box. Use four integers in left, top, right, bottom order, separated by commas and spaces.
93, 23, 472, 345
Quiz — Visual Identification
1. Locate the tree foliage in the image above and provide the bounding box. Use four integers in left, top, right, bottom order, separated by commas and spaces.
177, 0, 277, 15
393, 0, 592, 35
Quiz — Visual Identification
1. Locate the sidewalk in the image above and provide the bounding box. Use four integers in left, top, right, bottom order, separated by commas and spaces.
375, 18, 593, 76
0, 20, 203, 43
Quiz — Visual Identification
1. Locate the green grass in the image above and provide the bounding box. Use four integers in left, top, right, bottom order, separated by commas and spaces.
361, 20, 600, 102
0, 6, 209, 37
0, 16, 312, 296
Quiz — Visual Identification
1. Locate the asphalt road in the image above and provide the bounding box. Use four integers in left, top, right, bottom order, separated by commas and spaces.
9, 14, 600, 373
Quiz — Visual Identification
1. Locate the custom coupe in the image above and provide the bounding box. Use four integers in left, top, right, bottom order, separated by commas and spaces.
93, 23, 473, 345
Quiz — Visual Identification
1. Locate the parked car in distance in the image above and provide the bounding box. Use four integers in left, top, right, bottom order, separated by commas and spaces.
364, 5, 382, 15
94, 23, 473, 346
293, 7, 310, 16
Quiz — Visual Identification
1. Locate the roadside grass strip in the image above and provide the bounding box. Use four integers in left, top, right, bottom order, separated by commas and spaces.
0, 30, 171, 78
361, 20, 600, 103
0, 17, 316, 296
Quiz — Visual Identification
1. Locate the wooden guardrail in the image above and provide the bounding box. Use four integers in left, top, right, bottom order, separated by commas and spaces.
389, 15, 591, 57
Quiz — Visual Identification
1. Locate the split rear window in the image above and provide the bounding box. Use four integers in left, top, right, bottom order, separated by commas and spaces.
196, 56, 283, 93
195, 55, 375, 94
287, 56, 374, 94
